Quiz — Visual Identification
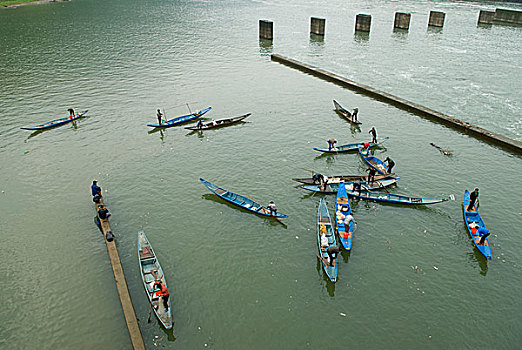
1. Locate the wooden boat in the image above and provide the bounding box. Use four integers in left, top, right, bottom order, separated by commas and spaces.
347, 189, 448, 205
462, 189, 492, 260
185, 113, 251, 130
358, 148, 390, 175
317, 198, 338, 283
20, 110, 88, 130
333, 100, 361, 125
138, 231, 172, 330
147, 107, 212, 128
200, 178, 288, 218
313, 137, 389, 153
292, 173, 395, 185
299, 177, 399, 194
336, 182, 354, 250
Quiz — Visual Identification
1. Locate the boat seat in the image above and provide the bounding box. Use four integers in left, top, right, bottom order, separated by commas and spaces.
215, 188, 226, 195
337, 196, 349, 204
319, 217, 330, 224
140, 247, 154, 260
411, 198, 422, 203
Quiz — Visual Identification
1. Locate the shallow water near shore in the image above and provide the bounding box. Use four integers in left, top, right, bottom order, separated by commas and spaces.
1, 0, 521, 349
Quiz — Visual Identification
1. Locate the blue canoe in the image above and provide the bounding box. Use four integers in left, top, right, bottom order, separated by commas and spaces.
200, 178, 288, 218
299, 176, 399, 194
20, 110, 88, 130
359, 148, 390, 175
147, 107, 212, 128
138, 231, 173, 330
462, 190, 492, 260
336, 182, 354, 251
317, 198, 338, 283
313, 137, 389, 153
347, 189, 447, 205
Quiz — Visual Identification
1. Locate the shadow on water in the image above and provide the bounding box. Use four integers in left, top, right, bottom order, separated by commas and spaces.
201, 193, 288, 229
259, 38, 273, 56
26, 116, 89, 140
392, 28, 409, 41
477, 23, 492, 30
340, 247, 351, 263
315, 258, 336, 296
467, 250, 488, 276
350, 123, 361, 135
354, 31, 370, 44
427, 26, 443, 35
309, 33, 325, 51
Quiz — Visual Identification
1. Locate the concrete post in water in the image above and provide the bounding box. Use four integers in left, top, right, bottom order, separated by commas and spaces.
394, 12, 411, 31
478, 10, 495, 25
259, 20, 273, 40
310, 17, 326, 36
494, 8, 522, 26
428, 11, 445, 27
355, 14, 371, 33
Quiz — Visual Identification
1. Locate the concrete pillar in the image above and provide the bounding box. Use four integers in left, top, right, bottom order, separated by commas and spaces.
310, 17, 326, 36
394, 12, 411, 30
494, 8, 522, 26
259, 20, 273, 40
355, 14, 371, 33
428, 11, 445, 27
478, 10, 495, 25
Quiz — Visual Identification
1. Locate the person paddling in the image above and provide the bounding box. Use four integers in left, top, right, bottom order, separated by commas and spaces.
467, 188, 479, 211
369, 127, 377, 143
68, 108, 75, 120
267, 201, 278, 215
156, 109, 163, 124
153, 281, 170, 310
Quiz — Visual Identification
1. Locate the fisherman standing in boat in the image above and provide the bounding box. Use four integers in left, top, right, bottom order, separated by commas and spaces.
369, 127, 377, 143
384, 157, 395, 174
67, 108, 75, 120
467, 188, 479, 211
156, 109, 163, 124
327, 138, 337, 151
267, 201, 278, 215
196, 120, 204, 130
352, 107, 358, 122
153, 281, 170, 311
366, 168, 376, 185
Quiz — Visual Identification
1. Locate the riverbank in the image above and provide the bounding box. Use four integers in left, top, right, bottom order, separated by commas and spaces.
1, 0, 67, 9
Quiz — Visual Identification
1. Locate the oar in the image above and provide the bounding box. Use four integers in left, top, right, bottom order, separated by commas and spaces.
162, 108, 166, 124
147, 298, 154, 323
186, 103, 193, 115
302, 168, 317, 175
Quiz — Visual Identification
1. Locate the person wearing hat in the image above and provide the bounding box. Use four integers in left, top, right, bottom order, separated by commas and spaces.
267, 201, 277, 215
91, 180, 102, 197
478, 227, 490, 245
467, 188, 479, 211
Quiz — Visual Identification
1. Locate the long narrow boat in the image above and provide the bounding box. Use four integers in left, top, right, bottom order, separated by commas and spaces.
138, 231, 173, 330
147, 107, 212, 128
185, 113, 251, 130
336, 182, 354, 250
462, 189, 492, 260
299, 177, 399, 194
317, 198, 338, 283
313, 137, 389, 153
292, 173, 395, 185
333, 99, 362, 125
347, 189, 448, 205
200, 178, 288, 218
20, 110, 88, 130
359, 148, 390, 175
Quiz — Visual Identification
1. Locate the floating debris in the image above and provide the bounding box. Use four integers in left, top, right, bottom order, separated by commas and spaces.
433, 266, 439, 270
339, 312, 347, 317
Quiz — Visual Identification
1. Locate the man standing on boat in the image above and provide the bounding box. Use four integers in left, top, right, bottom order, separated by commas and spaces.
369, 127, 377, 143
67, 108, 75, 120
352, 107, 358, 122
384, 157, 395, 174
156, 109, 163, 124
366, 168, 376, 185
467, 188, 479, 211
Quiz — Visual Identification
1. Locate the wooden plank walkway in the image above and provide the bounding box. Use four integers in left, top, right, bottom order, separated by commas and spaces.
271, 54, 522, 155
95, 198, 146, 350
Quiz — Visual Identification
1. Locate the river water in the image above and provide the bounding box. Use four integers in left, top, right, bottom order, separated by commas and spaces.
1, 0, 521, 349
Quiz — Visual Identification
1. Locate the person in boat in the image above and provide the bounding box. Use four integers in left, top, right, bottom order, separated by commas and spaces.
98, 205, 111, 220
353, 181, 362, 194
384, 157, 395, 174
344, 213, 355, 227
320, 175, 329, 191
478, 227, 490, 245
327, 138, 337, 151
369, 127, 377, 144
326, 245, 340, 267
312, 173, 323, 184
156, 109, 163, 124
267, 201, 277, 215
196, 120, 204, 129
91, 180, 102, 197
366, 168, 376, 185
211, 119, 217, 126
352, 107, 358, 122
319, 224, 329, 250
153, 281, 170, 310
67, 108, 75, 120
467, 188, 479, 211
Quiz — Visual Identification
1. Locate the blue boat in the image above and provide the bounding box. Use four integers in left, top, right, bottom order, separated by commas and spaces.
462, 190, 492, 260
299, 176, 399, 194
138, 231, 173, 330
347, 189, 448, 205
313, 137, 389, 153
20, 110, 88, 130
336, 181, 354, 251
317, 198, 338, 283
200, 178, 288, 218
358, 148, 391, 175
147, 107, 212, 128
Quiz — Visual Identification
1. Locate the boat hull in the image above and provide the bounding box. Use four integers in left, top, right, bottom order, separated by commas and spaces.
147, 107, 211, 128
348, 190, 447, 205
20, 110, 88, 130
462, 190, 492, 259
359, 148, 390, 175
185, 113, 251, 130
299, 177, 399, 194
313, 137, 389, 153
317, 198, 338, 282
336, 181, 354, 251
333, 100, 362, 125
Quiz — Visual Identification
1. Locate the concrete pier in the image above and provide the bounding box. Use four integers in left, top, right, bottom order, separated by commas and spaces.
94, 198, 146, 350
394, 12, 411, 31
259, 20, 273, 40
478, 10, 495, 25
355, 14, 372, 32
494, 8, 522, 26
428, 11, 445, 27
310, 17, 326, 36
270, 54, 522, 154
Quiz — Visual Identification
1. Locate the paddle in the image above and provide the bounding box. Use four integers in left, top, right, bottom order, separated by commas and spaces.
302, 168, 317, 175
162, 108, 166, 124
186, 103, 193, 115
147, 297, 154, 323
